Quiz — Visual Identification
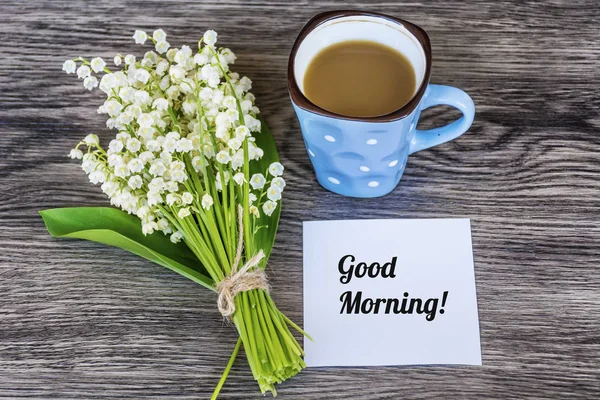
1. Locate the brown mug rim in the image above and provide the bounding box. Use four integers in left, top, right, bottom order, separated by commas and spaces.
287, 10, 432, 122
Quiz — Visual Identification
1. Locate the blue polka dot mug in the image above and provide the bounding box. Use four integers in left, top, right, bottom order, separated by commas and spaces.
288, 11, 475, 198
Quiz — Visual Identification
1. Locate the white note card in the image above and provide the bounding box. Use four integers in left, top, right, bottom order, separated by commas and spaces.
303, 218, 481, 367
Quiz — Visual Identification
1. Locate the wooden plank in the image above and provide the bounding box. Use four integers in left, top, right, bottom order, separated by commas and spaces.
0, 0, 599, 398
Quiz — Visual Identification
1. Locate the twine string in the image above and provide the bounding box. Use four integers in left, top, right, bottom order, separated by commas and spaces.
216, 205, 269, 317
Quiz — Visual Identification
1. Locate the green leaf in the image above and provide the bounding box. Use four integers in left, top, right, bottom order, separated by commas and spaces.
250, 118, 282, 261
40, 207, 215, 291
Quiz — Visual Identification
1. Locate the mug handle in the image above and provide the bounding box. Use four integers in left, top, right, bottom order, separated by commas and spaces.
409, 84, 475, 154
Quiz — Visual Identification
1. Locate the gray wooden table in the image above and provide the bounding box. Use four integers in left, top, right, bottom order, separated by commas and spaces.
1, 0, 599, 398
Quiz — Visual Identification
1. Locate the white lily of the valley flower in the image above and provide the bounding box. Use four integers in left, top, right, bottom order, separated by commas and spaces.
216, 150, 231, 164
153, 29, 167, 42
194, 53, 209, 66
262, 200, 277, 216
165, 85, 179, 99
249, 205, 260, 218
215, 111, 232, 129
149, 161, 166, 176
137, 113, 154, 128
182, 100, 196, 115
235, 125, 250, 141
198, 87, 212, 102
271, 176, 286, 189
90, 57, 106, 73
114, 70, 127, 86
125, 54, 136, 65
221, 48, 237, 64
142, 222, 157, 235
116, 132, 130, 142
83, 76, 98, 90
174, 45, 192, 64
203, 143, 215, 159
181, 192, 194, 205
63, 60, 76, 74
135, 68, 150, 84
165, 193, 178, 206
176, 138, 193, 152
128, 175, 143, 189
153, 98, 169, 111
166, 131, 181, 141
240, 99, 253, 113
126, 138, 141, 152
170, 231, 183, 243
165, 48, 177, 61
227, 138, 242, 151
199, 64, 218, 82
147, 191, 163, 206
114, 55, 122, 66
203, 30, 217, 47
244, 114, 261, 132
127, 104, 143, 118
248, 142, 263, 160
146, 139, 161, 152
239, 76, 252, 91
114, 163, 129, 178
99, 73, 117, 93
222, 95, 237, 110
212, 89, 224, 105
155, 41, 169, 54
77, 65, 91, 79
107, 154, 123, 167
157, 218, 171, 234
155, 60, 169, 76
136, 206, 150, 219
144, 51, 158, 64
233, 172, 245, 186
201, 194, 214, 210
134, 90, 151, 106
104, 99, 122, 117
119, 86, 135, 103
191, 156, 203, 171
215, 125, 228, 140
81, 159, 96, 174
170, 169, 187, 183
267, 184, 282, 202
268, 162, 284, 177
249, 193, 257, 205
250, 173, 266, 189
148, 176, 165, 191
180, 78, 196, 94
69, 149, 83, 159
167, 182, 179, 193
138, 151, 154, 164
207, 74, 220, 88
83, 134, 99, 146
89, 170, 106, 184
162, 137, 177, 153
169, 64, 185, 81
133, 30, 148, 44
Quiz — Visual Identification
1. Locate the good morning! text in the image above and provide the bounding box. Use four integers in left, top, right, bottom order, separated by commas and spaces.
336, 254, 449, 321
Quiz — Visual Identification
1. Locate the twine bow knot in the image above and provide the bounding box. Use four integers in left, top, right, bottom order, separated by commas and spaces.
216, 205, 269, 318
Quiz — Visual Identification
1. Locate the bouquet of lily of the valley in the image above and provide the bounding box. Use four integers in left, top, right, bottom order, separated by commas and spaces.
41, 29, 307, 397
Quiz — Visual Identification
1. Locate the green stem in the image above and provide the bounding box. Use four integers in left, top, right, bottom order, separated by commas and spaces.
210, 337, 242, 400
167, 106, 181, 132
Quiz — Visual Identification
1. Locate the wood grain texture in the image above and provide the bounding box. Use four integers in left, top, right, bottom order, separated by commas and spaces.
1, 0, 599, 398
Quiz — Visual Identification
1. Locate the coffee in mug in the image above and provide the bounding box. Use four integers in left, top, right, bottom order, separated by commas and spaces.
303, 40, 416, 118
